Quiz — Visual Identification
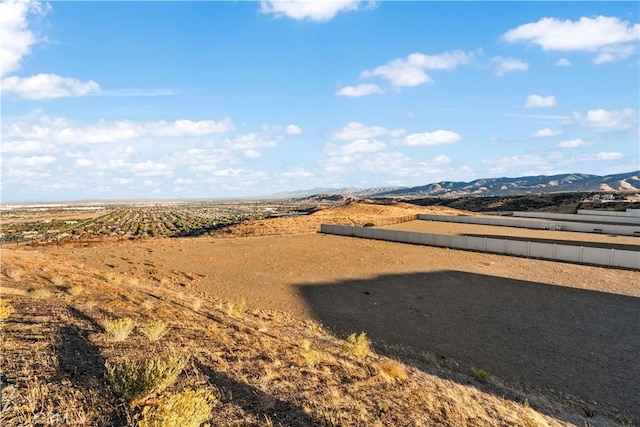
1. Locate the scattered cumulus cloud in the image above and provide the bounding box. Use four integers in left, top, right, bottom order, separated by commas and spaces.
503, 16, 640, 64
361, 50, 474, 87
258, 0, 374, 22
491, 56, 529, 76
325, 139, 387, 157
403, 130, 461, 146
285, 124, 302, 135
5, 117, 235, 144
573, 108, 637, 132
244, 149, 262, 159
336, 83, 383, 97
531, 128, 562, 138
332, 121, 405, 140
557, 138, 585, 148
2, 74, 101, 99
555, 58, 572, 67
524, 94, 557, 109
591, 152, 623, 160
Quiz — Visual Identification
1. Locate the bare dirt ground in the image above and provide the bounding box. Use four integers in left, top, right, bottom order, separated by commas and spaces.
3, 202, 639, 424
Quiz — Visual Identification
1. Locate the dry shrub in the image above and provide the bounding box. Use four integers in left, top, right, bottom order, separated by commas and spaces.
105, 354, 188, 404
137, 387, 216, 427
473, 369, 489, 382
105, 317, 136, 341
225, 297, 246, 316
300, 339, 321, 369
191, 298, 202, 312
0, 298, 15, 322
139, 320, 169, 342
141, 300, 154, 310
343, 332, 370, 359
377, 359, 408, 381
50, 275, 66, 286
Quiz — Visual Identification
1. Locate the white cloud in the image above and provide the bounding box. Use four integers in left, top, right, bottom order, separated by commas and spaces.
6, 155, 56, 167
2, 74, 101, 99
593, 44, 637, 64
75, 158, 94, 167
503, 16, 640, 63
491, 56, 529, 76
403, 130, 461, 146
0, 139, 43, 153
573, 108, 637, 132
433, 155, 452, 165
0, 0, 49, 77
336, 83, 383, 97
128, 160, 172, 177
226, 133, 280, 149
244, 149, 262, 159
259, 0, 373, 22
332, 121, 405, 140
557, 138, 585, 148
5, 117, 235, 144
524, 94, 557, 109
555, 58, 572, 67
589, 152, 624, 160
325, 139, 386, 156
361, 50, 473, 87
531, 128, 562, 138
285, 124, 302, 135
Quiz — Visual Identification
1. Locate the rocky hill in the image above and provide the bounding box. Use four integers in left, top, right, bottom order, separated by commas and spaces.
375, 171, 640, 197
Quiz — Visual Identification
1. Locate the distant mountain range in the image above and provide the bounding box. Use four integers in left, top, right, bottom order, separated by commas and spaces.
271, 171, 640, 199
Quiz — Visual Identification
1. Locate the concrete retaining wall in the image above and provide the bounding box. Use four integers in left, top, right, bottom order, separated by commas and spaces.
320, 224, 640, 270
577, 209, 640, 218
417, 214, 640, 237
513, 211, 640, 226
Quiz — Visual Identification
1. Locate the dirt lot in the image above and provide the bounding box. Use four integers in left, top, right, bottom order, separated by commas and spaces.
42, 225, 640, 420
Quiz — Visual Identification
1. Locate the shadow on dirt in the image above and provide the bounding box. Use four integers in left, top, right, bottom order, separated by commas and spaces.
54, 308, 127, 426
296, 271, 640, 423
195, 360, 322, 426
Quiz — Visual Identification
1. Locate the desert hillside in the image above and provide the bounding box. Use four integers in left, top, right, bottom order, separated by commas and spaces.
1, 202, 637, 426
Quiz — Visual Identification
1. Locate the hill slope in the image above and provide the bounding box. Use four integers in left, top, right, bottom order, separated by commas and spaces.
376, 171, 640, 197
0, 246, 623, 426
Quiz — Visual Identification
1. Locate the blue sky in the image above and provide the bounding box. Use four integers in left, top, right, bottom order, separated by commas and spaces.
1, 0, 639, 202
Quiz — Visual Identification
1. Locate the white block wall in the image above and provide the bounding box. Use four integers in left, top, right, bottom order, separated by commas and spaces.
320, 224, 640, 270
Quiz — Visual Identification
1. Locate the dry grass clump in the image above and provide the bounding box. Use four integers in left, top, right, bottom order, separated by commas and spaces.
0, 298, 15, 322
191, 298, 202, 312
0, 379, 112, 426
28, 288, 52, 299
139, 320, 169, 342
105, 354, 188, 404
343, 332, 370, 359
225, 297, 246, 316
138, 387, 216, 427
377, 359, 408, 382
300, 339, 321, 369
473, 369, 489, 382
105, 317, 136, 341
